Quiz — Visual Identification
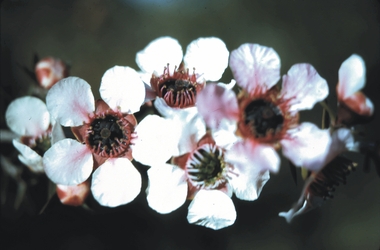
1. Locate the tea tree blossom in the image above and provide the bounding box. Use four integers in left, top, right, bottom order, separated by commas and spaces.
43, 66, 146, 207
133, 114, 278, 230
197, 43, 329, 173
135, 36, 229, 112
5, 96, 89, 206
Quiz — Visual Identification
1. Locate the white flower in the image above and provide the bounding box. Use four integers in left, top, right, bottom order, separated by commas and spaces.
132, 113, 275, 230
43, 66, 146, 207
136, 36, 229, 112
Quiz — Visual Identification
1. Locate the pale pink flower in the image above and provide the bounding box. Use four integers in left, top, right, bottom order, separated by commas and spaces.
197, 43, 330, 173
43, 66, 146, 207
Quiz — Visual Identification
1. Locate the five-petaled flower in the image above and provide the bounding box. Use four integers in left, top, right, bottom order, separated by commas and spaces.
135, 36, 229, 114
132, 112, 278, 230
197, 43, 330, 173
43, 66, 146, 207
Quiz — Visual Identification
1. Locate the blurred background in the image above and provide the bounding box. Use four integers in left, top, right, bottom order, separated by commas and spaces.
1, 0, 379, 249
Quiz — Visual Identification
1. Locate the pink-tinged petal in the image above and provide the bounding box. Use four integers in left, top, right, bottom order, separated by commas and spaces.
56, 181, 90, 206
132, 115, 181, 166
225, 141, 273, 200
46, 77, 94, 127
6, 96, 50, 136
281, 63, 329, 112
281, 123, 354, 172
100, 66, 145, 113
337, 54, 366, 100
229, 43, 281, 94
187, 190, 236, 230
43, 139, 93, 185
197, 83, 239, 130
136, 36, 183, 74
91, 158, 141, 207
225, 140, 281, 174
146, 163, 187, 214
13, 139, 44, 173
339, 91, 374, 117
183, 37, 229, 81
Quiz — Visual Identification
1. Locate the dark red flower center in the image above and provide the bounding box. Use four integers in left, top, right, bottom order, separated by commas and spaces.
151, 64, 202, 109
244, 99, 284, 138
87, 114, 132, 158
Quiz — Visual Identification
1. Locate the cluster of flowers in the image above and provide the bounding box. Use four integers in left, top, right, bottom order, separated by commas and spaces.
5, 37, 377, 230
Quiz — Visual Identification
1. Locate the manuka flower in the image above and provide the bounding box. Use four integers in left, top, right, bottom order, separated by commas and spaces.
43, 66, 146, 207
5, 96, 65, 173
5, 96, 89, 206
336, 54, 374, 126
197, 43, 329, 173
35, 56, 69, 89
135, 36, 229, 112
133, 114, 277, 230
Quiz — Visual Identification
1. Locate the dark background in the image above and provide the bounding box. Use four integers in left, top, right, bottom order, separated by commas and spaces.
1, 0, 380, 249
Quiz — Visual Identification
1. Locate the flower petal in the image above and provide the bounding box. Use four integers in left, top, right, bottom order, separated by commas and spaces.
100, 66, 145, 113
46, 77, 95, 126
187, 189, 236, 230
154, 104, 206, 156
56, 181, 90, 206
183, 37, 229, 81
6, 96, 50, 136
337, 54, 366, 100
12, 139, 44, 173
146, 163, 187, 214
229, 166, 270, 201
196, 83, 239, 130
132, 115, 181, 166
91, 158, 141, 207
136, 36, 183, 74
225, 140, 281, 174
225, 141, 273, 200
43, 138, 93, 185
229, 43, 281, 94
281, 123, 354, 172
281, 63, 329, 112
339, 91, 374, 117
